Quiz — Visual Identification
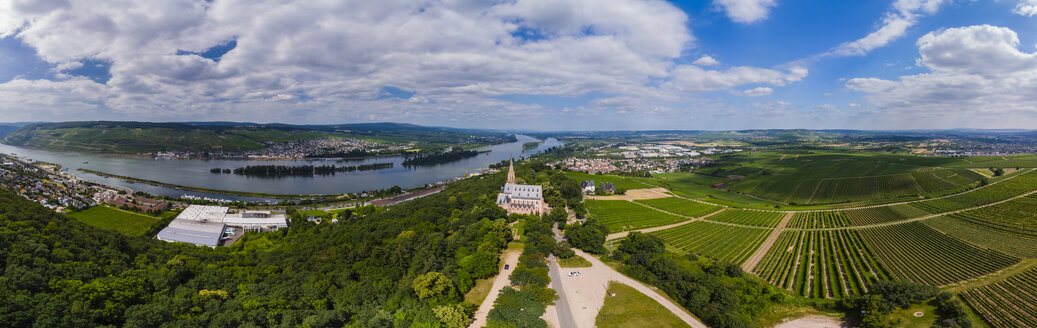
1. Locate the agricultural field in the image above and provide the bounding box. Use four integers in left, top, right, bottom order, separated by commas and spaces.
651, 221, 768, 264
842, 206, 914, 226
66, 206, 161, 236
584, 199, 685, 232
911, 169, 1037, 213
641, 172, 780, 209
703, 209, 784, 228
787, 211, 850, 229
635, 197, 722, 218
563, 172, 650, 191
753, 229, 889, 298
924, 215, 1037, 258
716, 153, 984, 205
960, 267, 1037, 328
856, 222, 1019, 286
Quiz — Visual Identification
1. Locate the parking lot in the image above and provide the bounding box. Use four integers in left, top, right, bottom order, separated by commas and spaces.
219, 226, 244, 246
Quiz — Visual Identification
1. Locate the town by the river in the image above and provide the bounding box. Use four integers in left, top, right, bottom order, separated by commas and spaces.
0, 135, 561, 201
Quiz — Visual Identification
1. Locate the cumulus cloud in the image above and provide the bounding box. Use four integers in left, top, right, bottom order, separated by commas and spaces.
846, 25, 1037, 128
829, 0, 945, 56
669, 65, 807, 92
714, 0, 777, 24
0, 0, 809, 126
741, 86, 773, 97
1015, 0, 1037, 16
692, 55, 720, 66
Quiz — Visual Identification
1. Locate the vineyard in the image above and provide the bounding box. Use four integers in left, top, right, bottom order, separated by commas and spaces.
856, 222, 1019, 286
584, 199, 685, 232
842, 206, 912, 226
752, 229, 889, 298
924, 215, 1037, 258
808, 174, 924, 204
911, 169, 1037, 213
704, 209, 785, 227
635, 197, 723, 218
960, 267, 1037, 328
787, 211, 850, 229
651, 221, 768, 264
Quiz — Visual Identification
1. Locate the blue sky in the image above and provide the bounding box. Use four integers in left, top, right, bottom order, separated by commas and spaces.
1, 0, 1036, 130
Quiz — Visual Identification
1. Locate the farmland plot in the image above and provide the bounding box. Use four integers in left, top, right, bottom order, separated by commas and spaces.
857, 222, 1019, 286
752, 229, 888, 298
585, 199, 685, 232
924, 215, 1037, 258
705, 209, 785, 228
652, 221, 768, 265
635, 197, 722, 218
960, 267, 1037, 328
788, 211, 850, 229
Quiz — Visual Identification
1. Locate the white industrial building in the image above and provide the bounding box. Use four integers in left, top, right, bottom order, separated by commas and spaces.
156, 205, 288, 247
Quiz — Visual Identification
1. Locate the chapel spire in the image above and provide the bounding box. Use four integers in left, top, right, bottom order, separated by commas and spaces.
506, 157, 516, 184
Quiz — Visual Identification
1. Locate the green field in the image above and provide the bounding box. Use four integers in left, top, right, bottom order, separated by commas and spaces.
651, 221, 768, 264
66, 206, 161, 236
596, 282, 690, 328
585, 199, 686, 232
857, 222, 1019, 287
642, 172, 779, 208
696, 152, 985, 206
563, 171, 651, 191
753, 229, 888, 298
959, 267, 1037, 328
635, 197, 722, 218
704, 209, 785, 227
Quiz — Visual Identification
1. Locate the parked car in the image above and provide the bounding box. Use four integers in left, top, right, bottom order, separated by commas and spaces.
504, 264, 510, 270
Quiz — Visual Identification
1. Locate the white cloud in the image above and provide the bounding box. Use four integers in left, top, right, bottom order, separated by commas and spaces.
829, 0, 945, 56
692, 55, 720, 66
669, 65, 807, 92
846, 25, 1037, 128
1015, 0, 1037, 16
0, 0, 811, 126
741, 86, 773, 97
714, 0, 777, 24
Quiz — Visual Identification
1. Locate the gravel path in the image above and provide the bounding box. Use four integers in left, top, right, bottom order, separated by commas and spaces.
468, 248, 522, 328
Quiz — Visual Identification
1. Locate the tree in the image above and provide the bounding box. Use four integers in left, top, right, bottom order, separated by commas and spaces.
565, 219, 608, 254
553, 241, 575, 259
413, 271, 458, 304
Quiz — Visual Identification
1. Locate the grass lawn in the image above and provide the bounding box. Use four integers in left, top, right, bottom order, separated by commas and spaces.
67, 206, 161, 236
463, 276, 495, 306
563, 171, 651, 191
595, 281, 690, 328
888, 302, 938, 328
558, 256, 592, 268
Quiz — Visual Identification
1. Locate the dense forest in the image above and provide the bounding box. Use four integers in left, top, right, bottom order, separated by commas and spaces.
0, 171, 518, 327
402, 149, 481, 166
224, 163, 394, 177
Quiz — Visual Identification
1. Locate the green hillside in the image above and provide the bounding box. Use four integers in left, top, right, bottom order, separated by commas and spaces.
1, 121, 516, 154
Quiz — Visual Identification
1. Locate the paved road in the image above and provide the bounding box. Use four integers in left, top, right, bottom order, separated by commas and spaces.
468, 248, 522, 328
547, 255, 578, 328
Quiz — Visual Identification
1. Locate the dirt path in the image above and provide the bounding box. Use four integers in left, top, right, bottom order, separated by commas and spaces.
585, 187, 671, 201
772, 315, 845, 328
469, 247, 522, 328
742, 212, 794, 271
605, 208, 728, 241
556, 249, 708, 328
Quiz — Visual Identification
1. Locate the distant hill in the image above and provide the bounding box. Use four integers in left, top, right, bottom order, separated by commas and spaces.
0, 122, 40, 139
1, 121, 515, 154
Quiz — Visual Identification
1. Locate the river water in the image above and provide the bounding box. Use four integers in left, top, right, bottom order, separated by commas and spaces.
0, 135, 561, 201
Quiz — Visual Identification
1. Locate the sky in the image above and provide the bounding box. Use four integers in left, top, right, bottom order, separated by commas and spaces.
1, 0, 1036, 131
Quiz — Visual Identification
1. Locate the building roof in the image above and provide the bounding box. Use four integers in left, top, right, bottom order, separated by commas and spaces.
157, 219, 224, 247
223, 213, 289, 227
581, 180, 595, 188
501, 183, 542, 200
176, 205, 229, 222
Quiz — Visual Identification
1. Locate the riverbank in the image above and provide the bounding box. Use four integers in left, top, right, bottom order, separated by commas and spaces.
77, 168, 325, 199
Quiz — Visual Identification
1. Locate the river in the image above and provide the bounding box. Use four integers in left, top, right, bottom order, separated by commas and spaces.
0, 135, 561, 201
